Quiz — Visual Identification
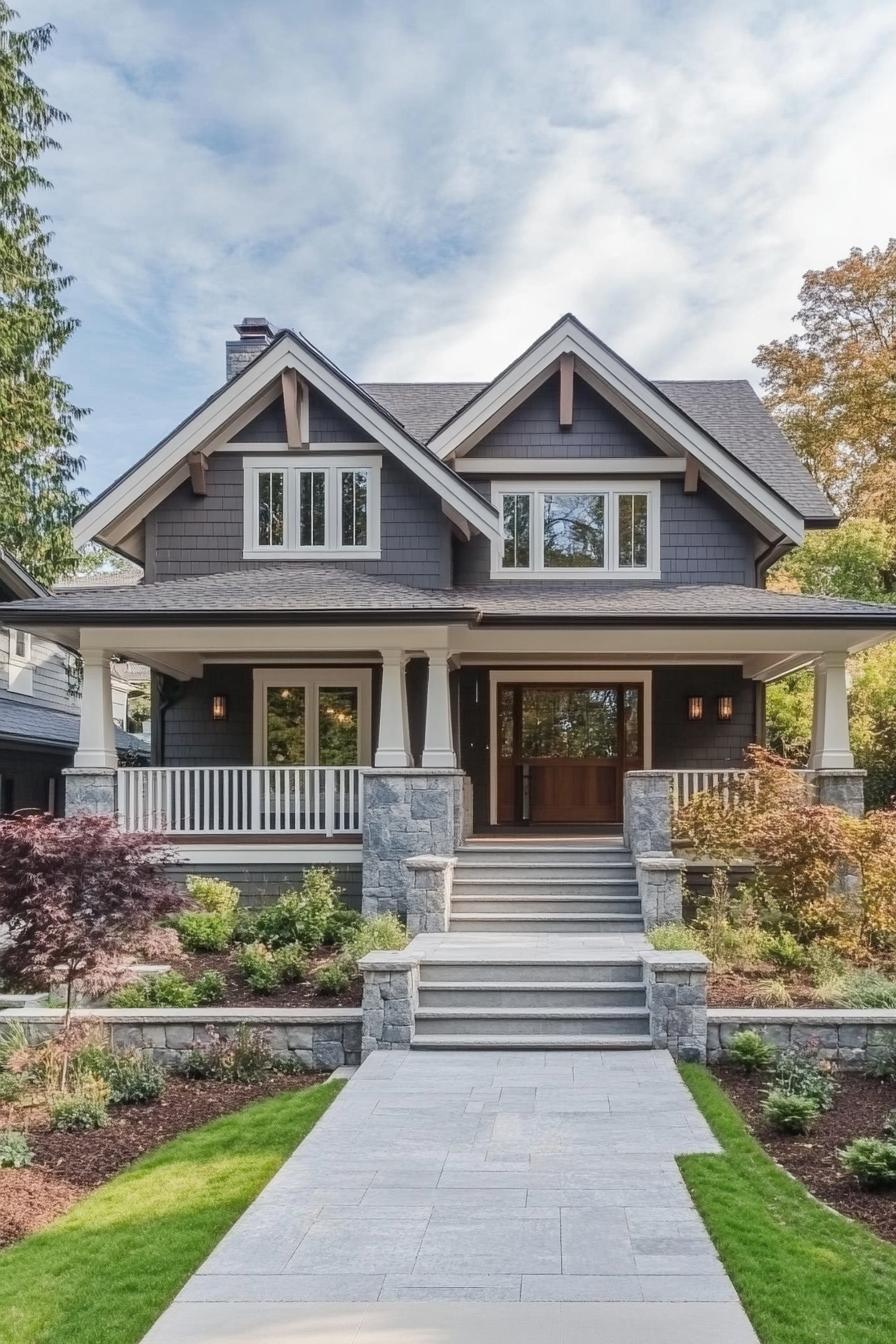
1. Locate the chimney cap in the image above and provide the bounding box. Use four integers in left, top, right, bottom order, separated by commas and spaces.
234, 317, 275, 341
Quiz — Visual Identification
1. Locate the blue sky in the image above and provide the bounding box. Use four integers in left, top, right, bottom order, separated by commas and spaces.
16, 0, 896, 496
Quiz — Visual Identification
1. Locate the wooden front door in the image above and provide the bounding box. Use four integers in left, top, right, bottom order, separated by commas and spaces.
496, 682, 643, 826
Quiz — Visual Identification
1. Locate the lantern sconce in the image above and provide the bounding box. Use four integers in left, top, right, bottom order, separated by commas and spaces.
717, 695, 734, 722
211, 694, 228, 722
687, 696, 704, 722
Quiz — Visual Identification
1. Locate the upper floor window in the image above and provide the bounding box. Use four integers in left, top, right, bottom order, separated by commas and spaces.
7, 627, 33, 696
243, 455, 381, 560
493, 481, 659, 578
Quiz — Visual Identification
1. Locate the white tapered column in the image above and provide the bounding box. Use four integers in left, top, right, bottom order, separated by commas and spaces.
421, 649, 456, 768
74, 650, 118, 769
808, 654, 854, 770
374, 650, 411, 767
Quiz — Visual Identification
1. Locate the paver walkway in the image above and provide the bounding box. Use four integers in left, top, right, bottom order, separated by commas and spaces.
144, 1050, 758, 1343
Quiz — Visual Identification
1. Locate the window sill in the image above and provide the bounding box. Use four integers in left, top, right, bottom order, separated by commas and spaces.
488, 568, 661, 581
243, 549, 382, 562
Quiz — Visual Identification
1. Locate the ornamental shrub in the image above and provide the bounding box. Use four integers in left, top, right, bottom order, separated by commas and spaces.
762, 1089, 820, 1134
0, 1130, 33, 1168
253, 869, 340, 950
173, 911, 235, 954
727, 1029, 777, 1072
0, 1071, 23, 1102
323, 903, 364, 947
646, 923, 704, 953
84, 1049, 165, 1104
313, 961, 352, 996
749, 978, 794, 1008
235, 943, 280, 994
49, 1078, 110, 1131
185, 874, 240, 917
771, 1044, 838, 1111
108, 970, 200, 1008
347, 913, 408, 960
271, 943, 308, 984
176, 1024, 273, 1083
839, 1137, 896, 1187
193, 969, 227, 1005
883, 1110, 896, 1142
865, 1045, 896, 1081
764, 931, 808, 971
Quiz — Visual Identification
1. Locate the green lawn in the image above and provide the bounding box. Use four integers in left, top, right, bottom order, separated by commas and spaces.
0, 1079, 343, 1344
679, 1065, 896, 1344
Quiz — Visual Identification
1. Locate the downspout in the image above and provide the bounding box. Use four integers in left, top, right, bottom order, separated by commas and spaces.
154, 673, 185, 766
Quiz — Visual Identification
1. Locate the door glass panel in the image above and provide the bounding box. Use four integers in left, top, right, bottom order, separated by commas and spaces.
499, 687, 515, 758
266, 687, 305, 764
318, 687, 359, 765
543, 493, 605, 568
623, 686, 641, 760
520, 688, 618, 758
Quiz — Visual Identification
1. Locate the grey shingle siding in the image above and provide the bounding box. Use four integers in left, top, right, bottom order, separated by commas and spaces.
160, 665, 252, 766
145, 452, 452, 588
228, 388, 376, 445
651, 666, 757, 769
467, 374, 657, 460
0, 745, 66, 812
0, 629, 74, 711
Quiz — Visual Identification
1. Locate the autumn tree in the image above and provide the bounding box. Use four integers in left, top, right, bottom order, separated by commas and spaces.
755, 241, 896, 517
0, 7, 85, 583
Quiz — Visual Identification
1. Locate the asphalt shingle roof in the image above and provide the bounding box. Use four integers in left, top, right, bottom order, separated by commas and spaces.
0, 695, 147, 755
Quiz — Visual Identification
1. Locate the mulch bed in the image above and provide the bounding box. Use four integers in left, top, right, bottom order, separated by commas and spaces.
171, 949, 362, 1008
709, 967, 821, 1008
0, 1072, 325, 1249
713, 1065, 896, 1242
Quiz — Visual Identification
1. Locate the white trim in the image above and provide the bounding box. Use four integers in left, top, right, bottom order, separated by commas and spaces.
487, 668, 653, 826
242, 453, 382, 560
252, 667, 372, 767
8, 628, 31, 664
429, 317, 804, 544
75, 335, 499, 550
169, 843, 362, 865
457, 456, 686, 476
490, 479, 660, 579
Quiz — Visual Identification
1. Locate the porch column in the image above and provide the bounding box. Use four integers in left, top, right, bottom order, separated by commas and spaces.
421, 649, 456, 768
808, 654, 854, 770
374, 650, 411, 768
74, 650, 118, 769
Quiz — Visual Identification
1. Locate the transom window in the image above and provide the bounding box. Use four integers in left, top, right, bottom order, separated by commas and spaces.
493, 481, 659, 578
244, 455, 380, 559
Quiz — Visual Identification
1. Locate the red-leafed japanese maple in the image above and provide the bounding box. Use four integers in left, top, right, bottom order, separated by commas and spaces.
0, 813, 187, 1028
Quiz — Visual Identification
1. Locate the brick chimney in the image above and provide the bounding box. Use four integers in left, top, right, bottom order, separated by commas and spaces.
225, 317, 275, 381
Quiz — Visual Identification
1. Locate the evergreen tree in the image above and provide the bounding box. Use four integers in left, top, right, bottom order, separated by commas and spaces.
0, 6, 84, 584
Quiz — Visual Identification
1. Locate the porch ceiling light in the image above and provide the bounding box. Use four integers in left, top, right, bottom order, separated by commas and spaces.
687, 696, 703, 721
717, 695, 734, 722
211, 694, 228, 721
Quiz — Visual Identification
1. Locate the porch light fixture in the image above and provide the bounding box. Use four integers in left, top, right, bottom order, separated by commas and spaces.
211, 694, 228, 722
717, 695, 734, 722
687, 696, 703, 722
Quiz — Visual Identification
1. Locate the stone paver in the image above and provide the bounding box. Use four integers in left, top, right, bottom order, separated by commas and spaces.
143, 1049, 758, 1342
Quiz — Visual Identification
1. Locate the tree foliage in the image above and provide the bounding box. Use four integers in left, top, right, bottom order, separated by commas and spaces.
768, 517, 895, 603
0, 6, 85, 584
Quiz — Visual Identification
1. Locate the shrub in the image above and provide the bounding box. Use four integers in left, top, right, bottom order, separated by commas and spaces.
49, 1078, 110, 1131
176, 1025, 273, 1083
271, 943, 308, 984
193, 969, 227, 1005
108, 970, 200, 1008
646, 923, 704, 953
313, 961, 352, 995
762, 1089, 820, 1134
323, 903, 364, 947
0, 1130, 33, 1168
232, 910, 260, 945
749, 978, 794, 1008
866, 1045, 896, 1081
834, 969, 896, 1009
839, 1137, 896, 1187
0, 1020, 29, 1071
235, 943, 280, 994
173, 911, 234, 954
0, 1071, 23, 1102
98, 1051, 165, 1104
185, 874, 240, 917
764, 931, 808, 971
772, 1044, 838, 1111
346, 913, 408, 960
253, 869, 340, 950
727, 1029, 777, 1072
883, 1110, 896, 1142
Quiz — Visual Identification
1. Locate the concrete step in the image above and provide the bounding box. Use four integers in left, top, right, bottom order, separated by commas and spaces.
411, 1033, 654, 1051
454, 865, 637, 882
452, 877, 637, 893
416, 981, 647, 1008
419, 959, 644, 985
414, 1007, 650, 1038
451, 895, 642, 916
457, 845, 631, 861
448, 913, 645, 934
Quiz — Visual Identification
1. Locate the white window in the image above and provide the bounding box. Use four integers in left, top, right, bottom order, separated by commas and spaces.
243, 455, 381, 560
252, 669, 372, 765
493, 480, 660, 579
8, 628, 33, 696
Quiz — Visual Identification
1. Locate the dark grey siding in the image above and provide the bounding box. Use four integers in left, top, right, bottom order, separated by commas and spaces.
1, 745, 67, 813
454, 478, 757, 585
651, 666, 757, 769
145, 452, 451, 587
230, 390, 376, 444
159, 665, 252, 766
467, 374, 657, 460
166, 861, 362, 908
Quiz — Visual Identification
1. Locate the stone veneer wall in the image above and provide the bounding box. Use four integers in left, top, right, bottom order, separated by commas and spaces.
362, 769, 466, 919
2, 1008, 362, 1070
707, 1009, 896, 1070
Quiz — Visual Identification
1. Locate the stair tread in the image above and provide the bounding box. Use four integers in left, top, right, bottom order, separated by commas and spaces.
412, 1034, 653, 1049
416, 1005, 648, 1019
453, 880, 637, 888
449, 913, 644, 923
418, 980, 646, 992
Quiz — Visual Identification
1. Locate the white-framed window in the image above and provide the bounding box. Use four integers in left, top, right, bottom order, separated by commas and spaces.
491, 480, 660, 579
7, 627, 33, 696
252, 669, 372, 766
243, 455, 381, 559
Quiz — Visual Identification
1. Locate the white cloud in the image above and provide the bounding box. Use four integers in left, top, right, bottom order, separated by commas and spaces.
14, 0, 896, 491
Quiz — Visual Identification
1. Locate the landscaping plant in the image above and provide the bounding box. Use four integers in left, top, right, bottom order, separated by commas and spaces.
312, 961, 352, 996
184, 874, 240, 917
866, 1046, 896, 1081
252, 869, 342, 950
762, 1088, 820, 1134
108, 969, 219, 1009
235, 942, 280, 994
176, 1024, 274, 1083
839, 1137, 896, 1188
49, 1078, 110, 1131
771, 1044, 838, 1111
77, 1048, 165, 1104
883, 1110, 896, 1142
172, 910, 234, 954
346, 912, 408, 959
0, 1130, 34, 1169
726, 1029, 777, 1072
748, 978, 794, 1008
271, 943, 308, 983
646, 922, 705, 953
0, 1071, 23, 1103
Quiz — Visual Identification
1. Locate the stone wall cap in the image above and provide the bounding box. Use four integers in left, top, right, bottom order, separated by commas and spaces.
641, 949, 709, 971
623, 770, 675, 779
0, 1006, 362, 1023
403, 855, 457, 871
62, 767, 118, 776
709, 1007, 896, 1024
360, 767, 466, 777
357, 949, 419, 971
812, 769, 867, 778
638, 855, 684, 871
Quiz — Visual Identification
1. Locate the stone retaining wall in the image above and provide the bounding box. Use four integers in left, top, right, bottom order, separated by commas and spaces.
708, 1008, 896, 1070
0, 1007, 362, 1070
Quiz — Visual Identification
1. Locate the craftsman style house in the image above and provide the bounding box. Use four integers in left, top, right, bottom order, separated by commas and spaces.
2, 314, 894, 906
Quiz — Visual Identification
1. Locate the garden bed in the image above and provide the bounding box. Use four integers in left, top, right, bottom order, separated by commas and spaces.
0, 1071, 325, 1248
712, 1064, 896, 1243
710, 966, 832, 1007
168, 948, 362, 1008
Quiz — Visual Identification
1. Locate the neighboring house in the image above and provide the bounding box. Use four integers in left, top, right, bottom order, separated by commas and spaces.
1, 313, 894, 904
0, 549, 147, 814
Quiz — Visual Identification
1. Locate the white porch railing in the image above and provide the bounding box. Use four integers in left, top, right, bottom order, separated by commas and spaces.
671, 769, 753, 816
117, 767, 364, 837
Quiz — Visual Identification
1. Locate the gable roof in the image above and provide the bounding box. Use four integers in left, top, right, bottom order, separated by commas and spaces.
0, 546, 47, 601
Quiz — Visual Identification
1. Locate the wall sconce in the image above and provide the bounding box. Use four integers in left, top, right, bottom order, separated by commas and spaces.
687, 696, 704, 722
717, 695, 734, 722
211, 694, 228, 721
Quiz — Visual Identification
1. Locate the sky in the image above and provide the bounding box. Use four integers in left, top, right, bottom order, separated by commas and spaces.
15, 0, 896, 496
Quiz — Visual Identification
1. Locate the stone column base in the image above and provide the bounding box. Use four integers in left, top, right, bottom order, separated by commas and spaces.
623, 771, 675, 857
359, 950, 420, 1058
63, 767, 118, 817
638, 854, 685, 929
641, 949, 709, 1062
403, 855, 455, 935
813, 769, 866, 818
361, 769, 466, 919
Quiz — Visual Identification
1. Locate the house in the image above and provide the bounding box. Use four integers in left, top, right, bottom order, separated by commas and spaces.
0, 549, 148, 815
1, 313, 893, 914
